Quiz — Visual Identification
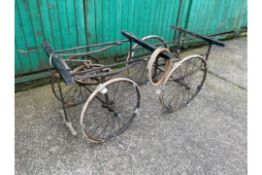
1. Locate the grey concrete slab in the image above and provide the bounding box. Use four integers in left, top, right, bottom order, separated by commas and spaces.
180, 37, 247, 89
15, 37, 247, 175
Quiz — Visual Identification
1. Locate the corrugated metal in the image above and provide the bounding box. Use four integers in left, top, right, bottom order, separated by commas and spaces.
15, 0, 247, 81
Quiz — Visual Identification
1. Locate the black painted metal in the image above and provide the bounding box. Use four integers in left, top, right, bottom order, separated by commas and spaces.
121, 31, 179, 60
42, 41, 75, 85
171, 25, 225, 47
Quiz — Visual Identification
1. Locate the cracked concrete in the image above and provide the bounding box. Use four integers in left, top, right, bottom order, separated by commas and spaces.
15, 37, 247, 175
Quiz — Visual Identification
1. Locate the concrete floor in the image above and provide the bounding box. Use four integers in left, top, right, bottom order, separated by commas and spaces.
15, 37, 247, 175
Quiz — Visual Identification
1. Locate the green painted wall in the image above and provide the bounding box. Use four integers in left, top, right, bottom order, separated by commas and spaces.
15, 0, 247, 81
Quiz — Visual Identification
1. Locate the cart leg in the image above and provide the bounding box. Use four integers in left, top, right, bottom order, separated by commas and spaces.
57, 81, 77, 136
59, 110, 77, 136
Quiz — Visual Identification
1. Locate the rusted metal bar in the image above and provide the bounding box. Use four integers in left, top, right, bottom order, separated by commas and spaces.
55, 39, 129, 53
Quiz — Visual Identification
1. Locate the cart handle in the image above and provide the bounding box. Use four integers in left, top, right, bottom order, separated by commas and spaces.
42, 41, 75, 85
121, 31, 179, 60
171, 25, 225, 47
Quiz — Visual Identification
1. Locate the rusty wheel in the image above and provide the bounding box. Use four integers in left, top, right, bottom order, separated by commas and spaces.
147, 47, 173, 86
126, 35, 168, 85
158, 55, 207, 113
80, 78, 141, 143
51, 71, 90, 107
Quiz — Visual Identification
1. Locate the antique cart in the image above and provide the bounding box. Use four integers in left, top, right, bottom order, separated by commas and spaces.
43, 26, 225, 143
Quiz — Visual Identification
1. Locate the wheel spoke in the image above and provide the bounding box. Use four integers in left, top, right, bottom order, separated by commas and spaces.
81, 79, 140, 142
160, 56, 206, 112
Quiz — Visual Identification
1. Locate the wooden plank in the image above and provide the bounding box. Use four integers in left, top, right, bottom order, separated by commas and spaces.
38, 0, 55, 48
102, 0, 110, 42
86, 0, 96, 44
15, 1, 33, 73
56, 0, 71, 48
120, 0, 130, 54
66, 0, 78, 48
27, 0, 48, 67
167, 0, 180, 40
75, 0, 87, 46
17, 0, 40, 71
15, 70, 51, 84
109, 0, 117, 57
44, 0, 63, 50
115, 0, 122, 54
15, 41, 23, 74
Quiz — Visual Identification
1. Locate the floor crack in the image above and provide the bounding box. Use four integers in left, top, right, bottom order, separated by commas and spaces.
207, 70, 247, 91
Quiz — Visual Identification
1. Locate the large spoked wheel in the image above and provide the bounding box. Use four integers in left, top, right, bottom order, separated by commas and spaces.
51, 70, 90, 107
159, 55, 207, 113
80, 78, 141, 143
126, 35, 168, 85
50, 54, 100, 105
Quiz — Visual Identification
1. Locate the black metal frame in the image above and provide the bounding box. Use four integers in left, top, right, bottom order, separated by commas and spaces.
42, 25, 225, 139
171, 25, 225, 61
42, 39, 146, 136
43, 25, 225, 86
121, 31, 178, 60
